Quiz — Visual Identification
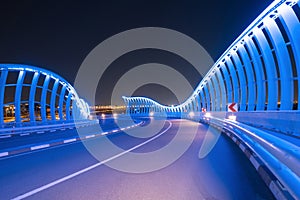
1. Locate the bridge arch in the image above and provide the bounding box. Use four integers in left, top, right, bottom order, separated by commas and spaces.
124, 0, 300, 114
0, 64, 90, 127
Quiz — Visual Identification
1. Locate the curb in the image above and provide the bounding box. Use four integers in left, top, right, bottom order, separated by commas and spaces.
0, 121, 98, 138
0, 122, 142, 159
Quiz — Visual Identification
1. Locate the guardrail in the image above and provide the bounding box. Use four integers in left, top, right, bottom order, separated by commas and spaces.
0, 119, 144, 158
0, 120, 98, 138
197, 115, 300, 200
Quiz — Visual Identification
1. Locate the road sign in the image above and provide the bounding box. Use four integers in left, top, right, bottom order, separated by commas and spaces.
228, 103, 238, 112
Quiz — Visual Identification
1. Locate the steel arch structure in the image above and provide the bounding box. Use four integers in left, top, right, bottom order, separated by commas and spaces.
0, 64, 90, 127
123, 0, 300, 115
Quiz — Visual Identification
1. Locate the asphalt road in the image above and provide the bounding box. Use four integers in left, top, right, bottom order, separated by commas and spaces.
0, 117, 141, 151
0, 118, 274, 200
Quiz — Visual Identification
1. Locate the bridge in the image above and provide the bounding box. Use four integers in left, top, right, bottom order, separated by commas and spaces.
1, 0, 300, 199
0, 64, 90, 127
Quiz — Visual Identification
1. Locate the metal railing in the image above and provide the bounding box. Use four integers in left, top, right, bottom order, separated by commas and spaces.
199, 115, 300, 200
0, 120, 98, 138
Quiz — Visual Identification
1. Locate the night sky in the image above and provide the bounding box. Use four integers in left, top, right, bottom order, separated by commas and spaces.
0, 0, 272, 105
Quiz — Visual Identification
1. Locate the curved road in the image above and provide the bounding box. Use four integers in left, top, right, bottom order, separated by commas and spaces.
0, 118, 274, 200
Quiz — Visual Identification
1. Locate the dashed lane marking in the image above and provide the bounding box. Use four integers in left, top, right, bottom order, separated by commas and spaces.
85, 135, 95, 139
30, 144, 50, 151
63, 139, 77, 143
0, 135, 11, 139
0, 152, 9, 157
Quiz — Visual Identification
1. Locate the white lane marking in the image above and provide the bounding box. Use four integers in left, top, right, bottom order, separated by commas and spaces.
50, 130, 56, 132
63, 139, 77, 143
101, 132, 108, 135
0, 140, 80, 161
30, 144, 50, 151
112, 130, 118, 133
85, 134, 95, 139
11, 121, 172, 200
0, 123, 141, 161
0, 152, 8, 157
0, 135, 11, 139
37, 131, 45, 134
60, 129, 66, 131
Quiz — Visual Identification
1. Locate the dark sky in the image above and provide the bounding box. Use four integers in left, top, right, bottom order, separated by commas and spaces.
0, 0, 272, 105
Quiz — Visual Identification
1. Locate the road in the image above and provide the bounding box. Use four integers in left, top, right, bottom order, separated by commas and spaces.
0, 117, 274, 200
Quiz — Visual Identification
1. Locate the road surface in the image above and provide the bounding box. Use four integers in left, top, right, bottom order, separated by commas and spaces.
0, 117, 274, 200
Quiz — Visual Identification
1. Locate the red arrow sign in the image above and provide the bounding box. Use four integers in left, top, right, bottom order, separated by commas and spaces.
228, 103, 237, 112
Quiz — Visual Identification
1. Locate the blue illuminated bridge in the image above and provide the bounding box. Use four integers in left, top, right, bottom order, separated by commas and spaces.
1, 0, 300, 200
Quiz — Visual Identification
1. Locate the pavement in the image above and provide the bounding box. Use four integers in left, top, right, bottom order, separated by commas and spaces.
0, 117, 142, 158
0, 117, 274, 200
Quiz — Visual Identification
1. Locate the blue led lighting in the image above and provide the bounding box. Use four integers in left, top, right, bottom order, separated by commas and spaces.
124, 0, 300, 113
0, 64, 90, 127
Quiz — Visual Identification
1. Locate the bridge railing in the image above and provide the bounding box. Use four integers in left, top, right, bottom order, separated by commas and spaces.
0, 119, 98, 138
